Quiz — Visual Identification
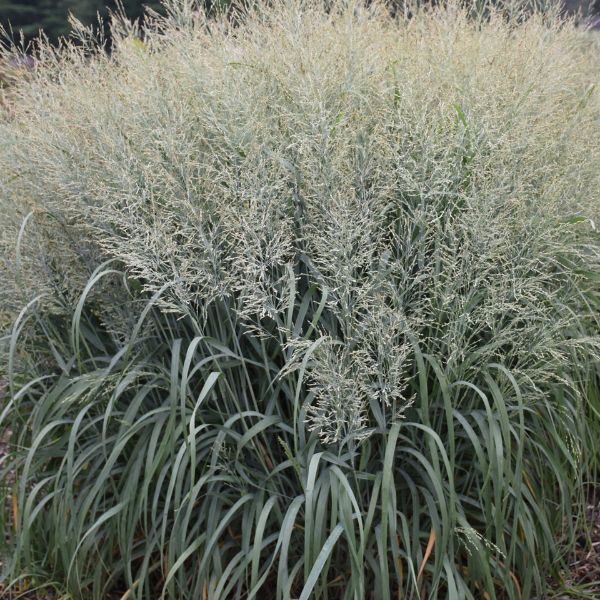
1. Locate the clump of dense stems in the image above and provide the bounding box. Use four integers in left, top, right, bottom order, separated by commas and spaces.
0, 1, 599, 598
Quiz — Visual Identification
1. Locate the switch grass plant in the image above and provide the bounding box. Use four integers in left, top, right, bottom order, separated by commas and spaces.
1, 0, 600, 598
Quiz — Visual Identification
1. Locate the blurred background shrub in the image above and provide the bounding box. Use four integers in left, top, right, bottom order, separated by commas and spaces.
0, 1, 162, 41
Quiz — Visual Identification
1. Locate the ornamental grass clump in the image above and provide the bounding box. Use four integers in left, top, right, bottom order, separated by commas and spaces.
1, 1, 600, 598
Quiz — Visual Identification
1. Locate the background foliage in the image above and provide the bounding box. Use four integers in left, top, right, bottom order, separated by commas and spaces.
0, 0, 163, 41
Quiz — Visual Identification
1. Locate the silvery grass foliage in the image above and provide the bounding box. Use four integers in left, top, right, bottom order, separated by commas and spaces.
0, 0, 600, 598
